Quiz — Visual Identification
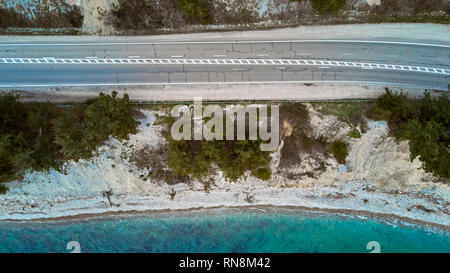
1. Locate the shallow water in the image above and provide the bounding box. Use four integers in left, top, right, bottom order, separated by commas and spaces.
0, 210, 448, 253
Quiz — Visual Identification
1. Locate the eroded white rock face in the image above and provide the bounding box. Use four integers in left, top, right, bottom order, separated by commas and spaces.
345, 121, 440, 191
275, 104, 448, 193
307, 104, 351, 141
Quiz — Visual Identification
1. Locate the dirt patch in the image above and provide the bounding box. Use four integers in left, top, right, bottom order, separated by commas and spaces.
278, 103, 330, 177
312, 102, 373, 132
81, 0, 118, 35
131, 143, 188, 185
282, 120, 293, 137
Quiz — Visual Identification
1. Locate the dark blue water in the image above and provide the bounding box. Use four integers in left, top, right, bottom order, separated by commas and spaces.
0, 209, 448, 253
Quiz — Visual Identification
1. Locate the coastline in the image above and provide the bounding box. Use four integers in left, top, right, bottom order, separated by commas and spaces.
4, 204, 449, 234
1, 177, 449, 229
1, 109, 448, 230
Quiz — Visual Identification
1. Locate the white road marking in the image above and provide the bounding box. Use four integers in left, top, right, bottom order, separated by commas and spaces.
1, 40, 449, 48
1, 57, 448, 75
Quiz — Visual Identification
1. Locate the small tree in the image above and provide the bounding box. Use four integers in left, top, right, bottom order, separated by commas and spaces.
53, 107, 88, 161
330, 140, 348, 164
402, 119, 449, 178
84, 91, 138, 142
292, 0, 347, 14
0, 184, 7, 195
53, 92, 138, 162
176, 0, 211, 24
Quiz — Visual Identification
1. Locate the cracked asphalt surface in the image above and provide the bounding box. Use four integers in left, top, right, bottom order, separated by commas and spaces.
0, 40, 449, 90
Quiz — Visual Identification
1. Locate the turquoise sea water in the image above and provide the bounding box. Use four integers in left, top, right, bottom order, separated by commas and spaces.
0, 209, 449, 253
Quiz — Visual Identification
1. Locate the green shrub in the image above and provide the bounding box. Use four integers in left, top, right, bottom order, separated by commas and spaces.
0, 8, 28, 28
176, 0, 211, 24
221, 139, 271, 181
85, 92, 138, 140
372, 0, 446, 16
330, 140, 348, 164
371, 88, 416, 137
349, 128, 361, 138
167, 137, 272, 182
252, 167, 272, 181
0, 184, 7, 195
0, 94, 61, 178
164, 113, 272, 182
315, 102, 370, 128
402, 119, 449, 178
54, 92, 138, 162
0, 5, 83, 29
292, 0, 346, 14
111, 0, 165, 31
110, 0, 210, 31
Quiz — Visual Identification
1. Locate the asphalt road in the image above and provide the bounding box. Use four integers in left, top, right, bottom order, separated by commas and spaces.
0, 40, 449, 90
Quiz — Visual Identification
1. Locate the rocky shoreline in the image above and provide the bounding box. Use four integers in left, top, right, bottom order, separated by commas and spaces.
0, 108, 448, 227
1, 180, 448, 229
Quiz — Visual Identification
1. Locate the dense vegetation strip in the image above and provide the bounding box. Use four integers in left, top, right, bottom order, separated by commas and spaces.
0, 92, 138, 192
108, 0, 449, 33
291, 0, 346, 14
0, 4, 82, 29
2, 0, 449, 34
